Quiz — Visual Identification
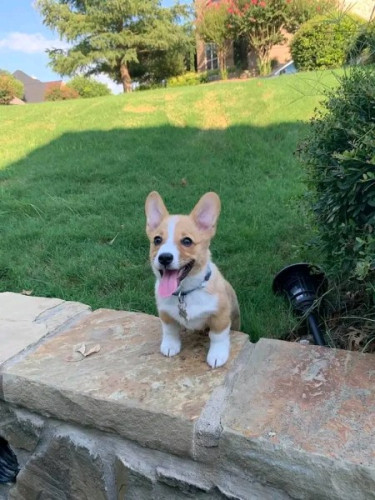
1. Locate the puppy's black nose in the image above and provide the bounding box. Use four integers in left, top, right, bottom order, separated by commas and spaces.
158, 253, 173, 267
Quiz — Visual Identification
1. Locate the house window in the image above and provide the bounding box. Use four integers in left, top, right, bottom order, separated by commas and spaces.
205, 43, 218, 70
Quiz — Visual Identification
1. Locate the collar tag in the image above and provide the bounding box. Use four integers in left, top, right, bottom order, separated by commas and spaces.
177, 292, 188, 321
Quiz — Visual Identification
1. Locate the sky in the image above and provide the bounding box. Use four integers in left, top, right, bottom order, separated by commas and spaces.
0, 0, 180, 94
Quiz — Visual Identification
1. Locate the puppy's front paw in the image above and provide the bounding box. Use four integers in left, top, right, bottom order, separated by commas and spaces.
207, 343, 230, 369
160, 338, 181, 357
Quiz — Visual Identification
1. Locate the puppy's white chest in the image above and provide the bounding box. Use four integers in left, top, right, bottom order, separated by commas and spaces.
158, 289, 218, 330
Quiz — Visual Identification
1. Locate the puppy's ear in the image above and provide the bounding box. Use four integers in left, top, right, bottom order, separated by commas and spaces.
191, 192, 221, 232
145, 191, 168, 231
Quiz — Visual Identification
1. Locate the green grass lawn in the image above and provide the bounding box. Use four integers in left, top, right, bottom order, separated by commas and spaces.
0, 71, 339, 340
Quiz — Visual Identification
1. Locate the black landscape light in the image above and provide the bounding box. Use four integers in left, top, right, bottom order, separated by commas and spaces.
272, 263, 328, 346
0, 438, 19, 484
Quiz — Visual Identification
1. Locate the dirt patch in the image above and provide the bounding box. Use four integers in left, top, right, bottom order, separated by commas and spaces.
195, 92, 228, 130
164, 94, 186, 127
263, 90, 275, 100
26, 122, 56, 131
123, 105, 157, 114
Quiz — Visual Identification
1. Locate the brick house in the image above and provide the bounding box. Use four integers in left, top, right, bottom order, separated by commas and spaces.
196, 0, 375, 73
12, 70, 64, 103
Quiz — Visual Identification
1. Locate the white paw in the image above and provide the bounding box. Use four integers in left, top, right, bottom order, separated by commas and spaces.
160, 338, 181, 357
207, 344, 230, 369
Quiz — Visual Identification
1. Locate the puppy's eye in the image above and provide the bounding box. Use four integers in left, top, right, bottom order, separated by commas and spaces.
181, 237, 193, 247
154, 236, 163, 245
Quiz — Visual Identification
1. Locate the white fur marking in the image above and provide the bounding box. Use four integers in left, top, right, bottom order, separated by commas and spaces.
160, 321, 181, 357
207, 326, 230, 368
156, 263, 218, 331
155, 216, 179, 269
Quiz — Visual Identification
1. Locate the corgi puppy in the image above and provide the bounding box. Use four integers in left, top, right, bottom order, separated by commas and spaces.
145, 191, 240, 368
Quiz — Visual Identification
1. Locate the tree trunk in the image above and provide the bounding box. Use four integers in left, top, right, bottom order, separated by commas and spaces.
218, 47, 227, 79
120, 63, 132, 93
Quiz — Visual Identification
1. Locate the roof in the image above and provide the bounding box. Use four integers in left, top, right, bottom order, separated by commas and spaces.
12, 70, 63, 103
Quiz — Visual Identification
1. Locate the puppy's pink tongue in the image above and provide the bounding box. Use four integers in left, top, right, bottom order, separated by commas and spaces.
158, 270, 179, 298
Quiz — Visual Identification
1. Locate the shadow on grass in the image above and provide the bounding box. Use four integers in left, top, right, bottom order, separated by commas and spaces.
0, 122, 317, 341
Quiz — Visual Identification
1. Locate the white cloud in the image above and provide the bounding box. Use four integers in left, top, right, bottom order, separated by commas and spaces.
94, 73, 123, 95
0, 32, 69, 54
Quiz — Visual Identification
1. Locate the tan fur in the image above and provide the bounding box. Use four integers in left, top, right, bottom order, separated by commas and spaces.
159, 311, 177, 325
206, 266, 241, 333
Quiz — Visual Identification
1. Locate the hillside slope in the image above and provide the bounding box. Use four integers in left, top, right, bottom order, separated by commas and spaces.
0, 72, 339, 339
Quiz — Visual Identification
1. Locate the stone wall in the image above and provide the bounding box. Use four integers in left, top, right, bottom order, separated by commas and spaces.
0, 292, 374, 499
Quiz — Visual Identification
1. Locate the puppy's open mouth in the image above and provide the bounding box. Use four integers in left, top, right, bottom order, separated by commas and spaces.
158, 260, 195, 298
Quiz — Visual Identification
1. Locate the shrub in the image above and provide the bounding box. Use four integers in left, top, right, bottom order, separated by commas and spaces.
347, 20, 375, 65
44, 86, 79, 101
167, 72, 208, 87
291, 13, 364, 71
298, 67, 375, 283
66, 76, 111, 98
0, 70, 24, 104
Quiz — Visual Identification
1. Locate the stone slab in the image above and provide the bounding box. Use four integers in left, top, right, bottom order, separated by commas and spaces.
220, 339, 375, 500
9, 425, 113, 500
0, 292, 91, 365
2, 309, 249, 456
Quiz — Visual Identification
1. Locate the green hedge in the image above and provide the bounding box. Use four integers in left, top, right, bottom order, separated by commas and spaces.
67, 76, 111, 98
291, 13, 364, 71
299, 67, 375, 283
167, 71, 208, 87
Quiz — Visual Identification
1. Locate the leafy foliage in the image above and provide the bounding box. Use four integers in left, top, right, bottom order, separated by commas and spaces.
291, 13, 364, 71
286, 0, 336, 32
226, 0, 334, 75
44, 85, 79, 101
298, 67, 375, 283
348, 20, 375, 65
167, 71, 208, 87
196, 0, 231, 76
131, 44, 192, 85
67, 76, 111, 98
0, 70, 24, 105
36, 0, 191, 92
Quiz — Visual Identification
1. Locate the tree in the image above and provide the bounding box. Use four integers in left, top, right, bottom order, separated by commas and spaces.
67, 75, 111, 97
0, 70, 24, 105
228, 0, 336, 75
36, 0, 190, 92
196, 0, 232, 77
130, 23, 195, 84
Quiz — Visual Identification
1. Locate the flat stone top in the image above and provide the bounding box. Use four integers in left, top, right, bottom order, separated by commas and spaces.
2, 309, 248, 433
0, 292, 90, 365
223, 338, 375, 466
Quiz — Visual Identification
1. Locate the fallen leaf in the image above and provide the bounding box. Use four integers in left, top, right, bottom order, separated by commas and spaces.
76, 343, 86, 356
84, 344, 101, 357
70, 343, 101, 361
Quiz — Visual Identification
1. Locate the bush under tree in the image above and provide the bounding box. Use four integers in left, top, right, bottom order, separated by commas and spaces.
0, 70, 24, 104
44, 85, 79, 101
291, 13, 364, 71
67, 76, 111, 98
